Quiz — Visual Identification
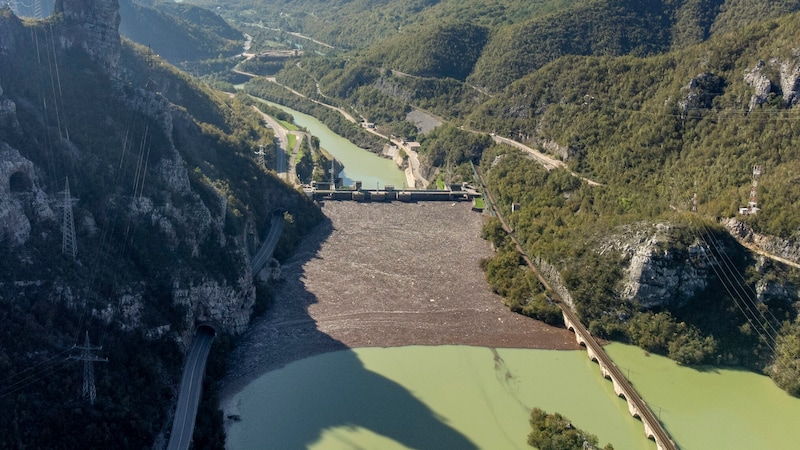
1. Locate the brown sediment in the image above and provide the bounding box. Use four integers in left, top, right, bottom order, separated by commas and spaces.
221, 201, 580, 401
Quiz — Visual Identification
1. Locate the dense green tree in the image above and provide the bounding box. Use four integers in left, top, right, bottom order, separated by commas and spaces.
528, 407, 614, 450
771, 319, 800, 396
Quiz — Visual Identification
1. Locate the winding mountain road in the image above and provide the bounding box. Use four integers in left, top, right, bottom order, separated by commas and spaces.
251, 215, 285, 275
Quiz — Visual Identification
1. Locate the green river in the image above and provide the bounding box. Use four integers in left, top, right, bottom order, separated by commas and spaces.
262, 100, 407, 190
225, 100, 800, 449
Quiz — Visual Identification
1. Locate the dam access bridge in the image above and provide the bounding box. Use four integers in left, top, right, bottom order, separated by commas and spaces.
304, 181, 484, 203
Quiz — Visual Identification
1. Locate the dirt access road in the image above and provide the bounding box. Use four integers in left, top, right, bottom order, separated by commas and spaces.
221, 202, 579, 399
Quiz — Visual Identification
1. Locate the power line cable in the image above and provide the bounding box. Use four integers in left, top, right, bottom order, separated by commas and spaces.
702, 224, 784, 336
0, 358, 75, 399
691, 226, 778, 353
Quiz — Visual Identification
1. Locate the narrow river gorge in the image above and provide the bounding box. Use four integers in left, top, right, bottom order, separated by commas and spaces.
221, 101, 800, 449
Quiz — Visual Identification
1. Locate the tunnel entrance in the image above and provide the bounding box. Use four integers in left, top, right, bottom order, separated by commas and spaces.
9, 171, 32, 193
196, 323, 218, 336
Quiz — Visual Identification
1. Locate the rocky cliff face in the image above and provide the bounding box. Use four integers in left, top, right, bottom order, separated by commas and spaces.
602, 223, 712, 308
0, 1, 263, 341
724, 217, 800, 265
744, 53, 800, 111
54, 0, 121, 76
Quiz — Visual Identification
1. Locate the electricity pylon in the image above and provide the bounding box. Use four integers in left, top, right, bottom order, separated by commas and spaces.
255, 144, 266, 168
748, 164, 762, 212
70, 332, 107, 405
61, 177, 77, 259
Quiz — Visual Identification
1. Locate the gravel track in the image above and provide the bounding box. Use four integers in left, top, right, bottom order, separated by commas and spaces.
220, 201, 579, 402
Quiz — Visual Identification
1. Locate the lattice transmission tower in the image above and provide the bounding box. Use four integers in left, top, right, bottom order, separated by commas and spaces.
61, 178, 77, 259
748, 164, 762, 212
70, 332, 107, 405
254, 143, 266, 168
739, 164, 762, 215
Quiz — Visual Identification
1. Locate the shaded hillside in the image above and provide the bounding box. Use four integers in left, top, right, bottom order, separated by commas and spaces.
711, 0, 800, 35
119, 0, 242, 66
364, 22, 489, 81
468, 0, 675, 92
0, 2, 321, 448
669, 0, 725, 48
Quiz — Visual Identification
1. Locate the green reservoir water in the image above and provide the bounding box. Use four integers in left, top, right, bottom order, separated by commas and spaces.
225, 346, 656, 450
261, 101, 407, 189
606, 343, 800, 450
225, 345, 800, 450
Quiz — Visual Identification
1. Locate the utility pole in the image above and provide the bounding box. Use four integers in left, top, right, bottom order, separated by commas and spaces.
61, 177, 77, 259
70, 332, 107, 405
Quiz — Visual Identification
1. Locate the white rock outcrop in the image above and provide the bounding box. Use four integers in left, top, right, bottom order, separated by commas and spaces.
606, 223, 710, 308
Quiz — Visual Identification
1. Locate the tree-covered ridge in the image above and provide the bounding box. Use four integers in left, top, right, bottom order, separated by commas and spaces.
710, 0, 800, 36
470, 13, 800, 238
468, 0, 676, 92
189, 0, 589, 50
364, 22, 489, 81
463, 13, 800, 392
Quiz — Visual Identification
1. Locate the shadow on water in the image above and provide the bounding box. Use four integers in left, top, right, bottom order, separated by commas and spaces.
224, 215, 478, 449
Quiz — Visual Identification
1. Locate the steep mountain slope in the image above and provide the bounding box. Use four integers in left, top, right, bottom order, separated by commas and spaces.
711, 0, 800, 35
471, 14, 800, 234
363, 22, 489, 81
0, 2, 321, 447
468, 12, 800, 392
468, 0, 676, 92
118, 0, 242, 66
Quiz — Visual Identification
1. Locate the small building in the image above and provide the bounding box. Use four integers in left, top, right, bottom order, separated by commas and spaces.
448, 183, 463, 192
311, 180, 333, 191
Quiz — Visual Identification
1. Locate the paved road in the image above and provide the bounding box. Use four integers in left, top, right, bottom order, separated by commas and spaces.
490, 134, 603, 186
252, 106, 289, 178
166, 328, 215, 450
251, 216, 285, 275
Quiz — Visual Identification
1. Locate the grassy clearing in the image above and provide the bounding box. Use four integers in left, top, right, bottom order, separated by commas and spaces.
280, 120, 300, 131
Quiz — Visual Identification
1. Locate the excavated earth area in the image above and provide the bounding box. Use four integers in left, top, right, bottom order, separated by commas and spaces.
222, 201, 579, 398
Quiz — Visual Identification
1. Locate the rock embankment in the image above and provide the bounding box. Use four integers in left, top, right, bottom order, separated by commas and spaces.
222, 202, 579, 400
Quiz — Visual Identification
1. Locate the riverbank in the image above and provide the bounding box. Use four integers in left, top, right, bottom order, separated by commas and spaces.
221, 202, 579, 407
